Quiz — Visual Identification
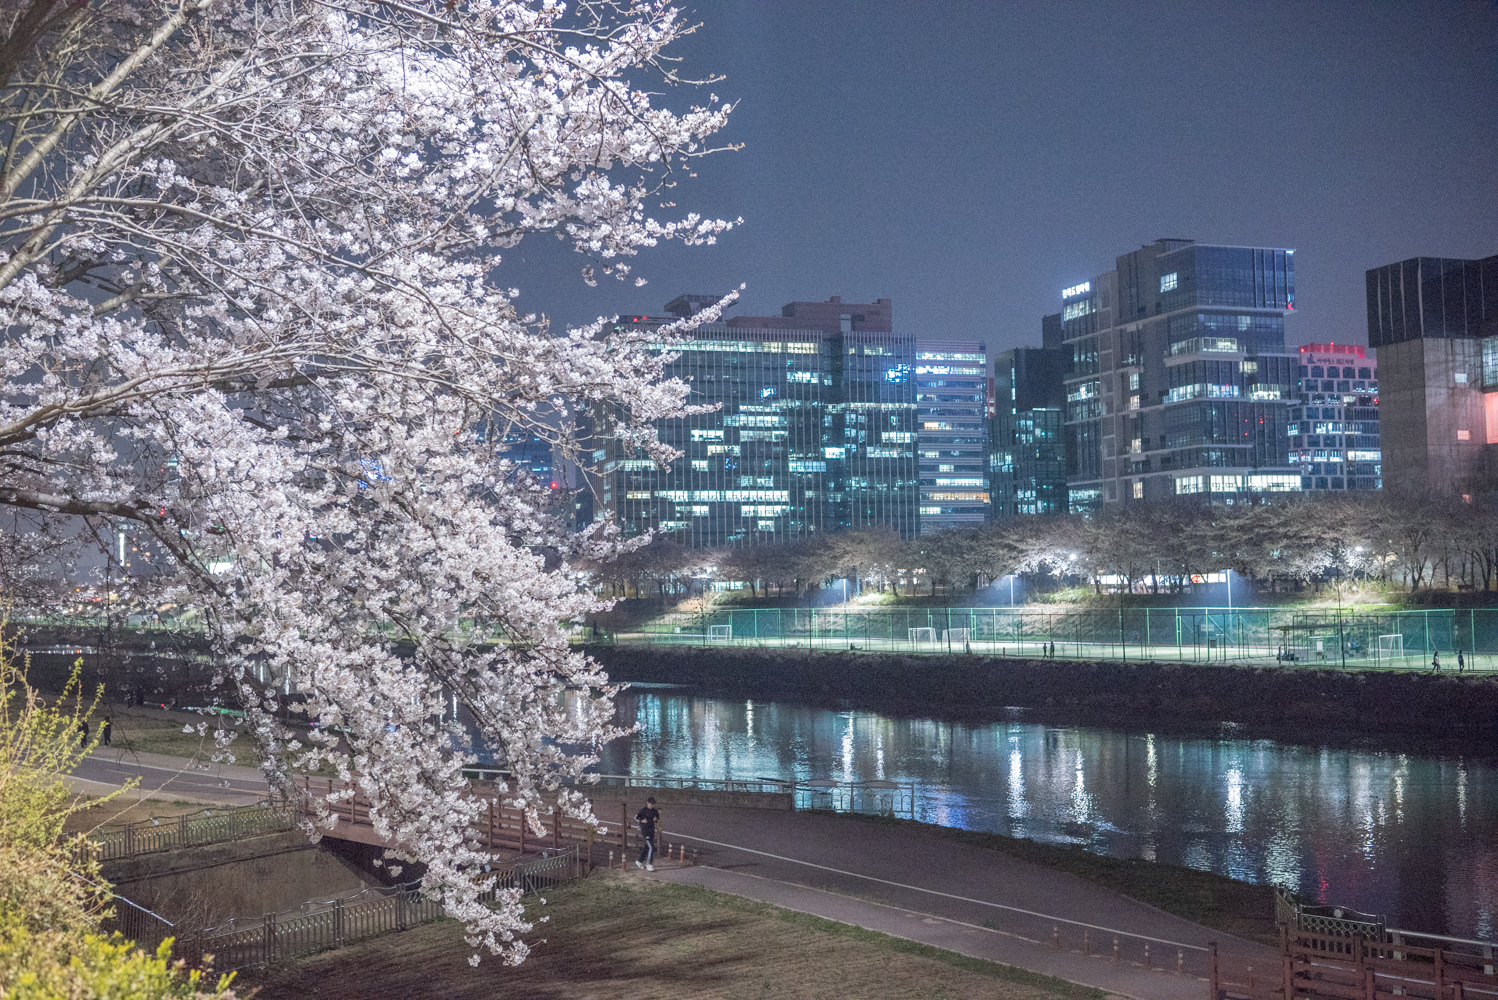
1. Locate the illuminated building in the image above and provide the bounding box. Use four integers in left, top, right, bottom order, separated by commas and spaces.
915, 340, 989, 532
1059, 239, 1300, 511
1365, 255, 1498, 493
1288, 343, 1381, 491
604, 296, 919, 545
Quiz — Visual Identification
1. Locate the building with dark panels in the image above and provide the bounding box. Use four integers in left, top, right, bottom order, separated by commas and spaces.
991, 341, 1067, 518
1060, 239, 1300, 512
915, 341, 989, 533
1365, 255, 1498, 493
604, 297, 919, 545
1288, 343, 1381, 492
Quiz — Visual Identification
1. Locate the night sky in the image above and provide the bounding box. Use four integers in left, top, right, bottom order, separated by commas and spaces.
510, 1, 1498, 354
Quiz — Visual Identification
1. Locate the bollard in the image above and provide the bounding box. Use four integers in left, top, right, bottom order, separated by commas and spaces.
1113, 937, 1120, 964
608, 849, 614, 870
1145, 943, 1151, 970
677, 843, 685, 863
1177, 948, 1184, 975
1052, 926, 1060, 949
1247, 965, 1254, 990
1083, 929, 1090, 956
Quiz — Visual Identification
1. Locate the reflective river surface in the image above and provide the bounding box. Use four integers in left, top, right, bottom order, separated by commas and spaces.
594, 691, 1498, 939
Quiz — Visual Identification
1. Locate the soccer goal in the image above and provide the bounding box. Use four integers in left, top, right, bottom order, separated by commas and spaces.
908, 627, 937, 643
943, 628, 971, 643
1376, 634, 1404, 662
707, 624, 732, 642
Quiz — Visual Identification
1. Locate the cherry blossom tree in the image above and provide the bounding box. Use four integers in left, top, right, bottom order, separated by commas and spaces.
0, 0, 736, 962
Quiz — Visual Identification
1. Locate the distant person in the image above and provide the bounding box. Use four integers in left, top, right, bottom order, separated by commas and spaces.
634, 796, 660, 871
78, 719, 89, 748
1432, 650, 1441, 673
1458, 650, 1465, 674
102, 716, 112, 747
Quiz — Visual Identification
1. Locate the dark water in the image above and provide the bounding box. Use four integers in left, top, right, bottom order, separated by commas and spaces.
594, 691, 1498, 939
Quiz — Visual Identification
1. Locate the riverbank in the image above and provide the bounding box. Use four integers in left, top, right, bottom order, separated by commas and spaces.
590, 644, 1498, 742
244, 875, 1106, 1000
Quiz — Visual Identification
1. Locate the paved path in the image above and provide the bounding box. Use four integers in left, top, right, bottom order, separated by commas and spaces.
643, 805, 1275, 998
71, 748, 268, 805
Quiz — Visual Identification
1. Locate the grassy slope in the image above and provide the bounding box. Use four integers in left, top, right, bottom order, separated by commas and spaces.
245, 874, 1106, 1000
837, 814, 1278, 946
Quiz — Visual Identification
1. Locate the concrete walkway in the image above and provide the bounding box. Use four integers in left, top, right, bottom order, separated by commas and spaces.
639, 805, 1274, 999
71, 748, 269, 805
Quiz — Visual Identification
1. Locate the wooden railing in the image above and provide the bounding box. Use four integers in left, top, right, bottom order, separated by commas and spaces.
90, 802, 294, 862
1210, 928, 1498, 999
304, 776, 648, 858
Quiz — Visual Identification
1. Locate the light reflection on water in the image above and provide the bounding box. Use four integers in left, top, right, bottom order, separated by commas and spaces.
594, 691, 1498, 939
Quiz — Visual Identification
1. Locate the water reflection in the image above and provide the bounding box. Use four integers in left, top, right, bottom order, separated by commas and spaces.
593, 692, 1498, 938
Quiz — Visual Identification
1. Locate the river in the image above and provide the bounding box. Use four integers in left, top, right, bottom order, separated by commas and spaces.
592, 690, 1498, 939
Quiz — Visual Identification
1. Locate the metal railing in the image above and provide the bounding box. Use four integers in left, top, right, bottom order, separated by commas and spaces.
167, 846, 579, 970
617, 605, 1498, 669
578, 773, 795, 795
577, 773, 915, 819
91, 802, 294, 862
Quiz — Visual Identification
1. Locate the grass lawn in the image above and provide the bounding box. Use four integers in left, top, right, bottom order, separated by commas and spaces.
243, 873, 1107, 1000
838, 814, 1277, 945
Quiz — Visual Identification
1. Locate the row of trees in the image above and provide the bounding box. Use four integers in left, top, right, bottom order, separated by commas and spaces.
590, 491, 1498, 600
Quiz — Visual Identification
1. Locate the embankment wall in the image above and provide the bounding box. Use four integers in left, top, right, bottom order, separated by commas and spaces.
589, 645, 1498, 737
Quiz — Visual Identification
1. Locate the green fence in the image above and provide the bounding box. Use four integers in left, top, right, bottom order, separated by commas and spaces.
619, 605, 1498, 670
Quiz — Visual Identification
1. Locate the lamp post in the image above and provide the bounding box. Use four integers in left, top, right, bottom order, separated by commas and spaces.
1223, 567, 1233, 662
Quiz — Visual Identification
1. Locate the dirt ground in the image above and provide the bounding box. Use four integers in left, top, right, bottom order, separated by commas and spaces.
63, 795, 222, 837
243, 873, 1106, 1000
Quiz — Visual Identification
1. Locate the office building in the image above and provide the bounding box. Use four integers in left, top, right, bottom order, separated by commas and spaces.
605, 296, 919, 545
1288, 343, 1381, 491
1060, 239, 1300, 512
1365, 255, 1498, 493
991, 340, 1068, 518
915, 341, 989, 532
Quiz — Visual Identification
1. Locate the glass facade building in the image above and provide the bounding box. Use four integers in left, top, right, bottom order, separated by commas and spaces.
1288, 343, 1380, 491
1061, 239, 1300, 511
915, 341, 989, 532
603, 298, 919, 546
990, 343, 1067, 518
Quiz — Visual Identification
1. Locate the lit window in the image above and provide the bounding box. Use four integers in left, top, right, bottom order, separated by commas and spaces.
1175, 475, 1204, 495
1160, 272, 1178, 292
1128, 373, 1140, 391
1131, 481, 1144, 500
1457, 429, 1471, 441
1454, 372, 1468, 384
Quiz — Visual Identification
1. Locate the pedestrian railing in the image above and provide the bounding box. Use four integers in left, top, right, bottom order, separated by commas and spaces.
91, 802, 294, 863
794, 779, 914, 818
162, 846, 580, 970
579, 773, 795, 795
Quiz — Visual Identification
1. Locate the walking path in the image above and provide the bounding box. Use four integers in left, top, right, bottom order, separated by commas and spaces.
75, 751, 1275, 996
71, 748, 269, 805
642, 805, 1273, 1000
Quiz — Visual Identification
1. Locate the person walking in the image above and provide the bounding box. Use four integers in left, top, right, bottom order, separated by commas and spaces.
1458, 649, 1465, 673
102, 716, 112, 747
1432, 650, 1441, 673
634, 796, 660, 871
78, 719, 89, 748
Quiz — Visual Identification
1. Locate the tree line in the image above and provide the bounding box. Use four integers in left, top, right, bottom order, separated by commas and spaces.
587, 491, 1498, 600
